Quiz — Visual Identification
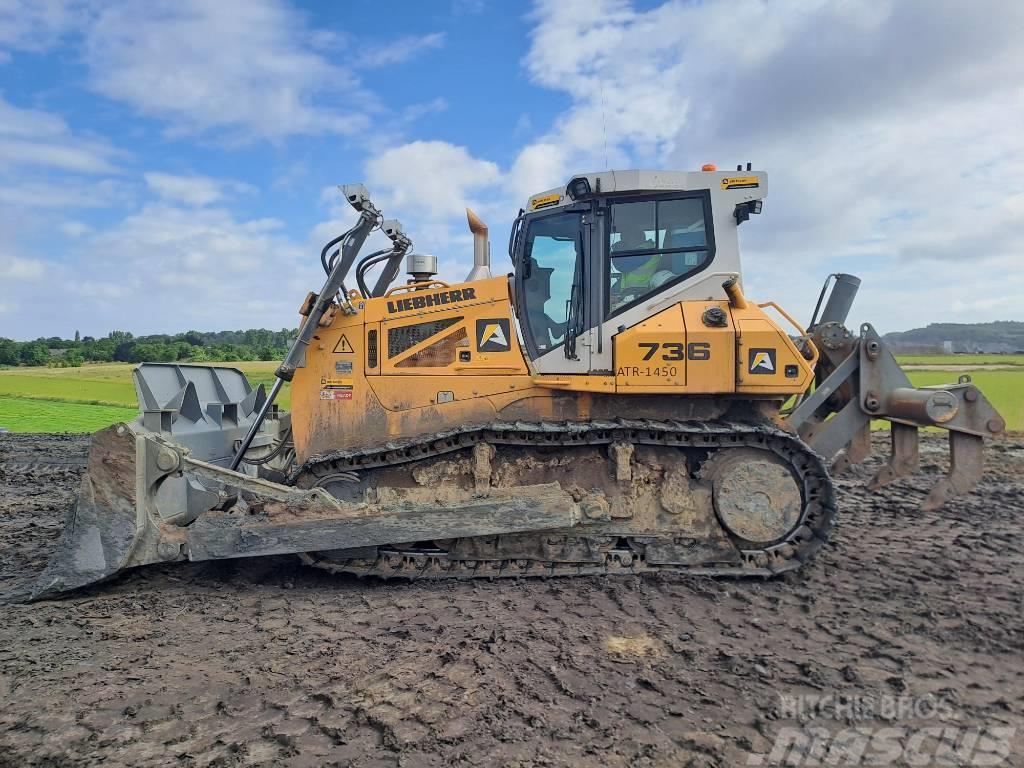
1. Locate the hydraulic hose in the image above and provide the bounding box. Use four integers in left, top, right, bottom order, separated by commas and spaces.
320, 225, 357, 275
355, 249, 394, 297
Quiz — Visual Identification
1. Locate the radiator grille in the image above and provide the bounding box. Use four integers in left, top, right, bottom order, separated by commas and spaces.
395, 328, 467, 368
388, 317, 461, 358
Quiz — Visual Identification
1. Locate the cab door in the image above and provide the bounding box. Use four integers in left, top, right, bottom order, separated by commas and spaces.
513, 207, 592, 375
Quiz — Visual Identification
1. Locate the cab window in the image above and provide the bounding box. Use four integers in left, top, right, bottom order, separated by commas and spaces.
608, 195, 711, 314
521, 212, 582, 354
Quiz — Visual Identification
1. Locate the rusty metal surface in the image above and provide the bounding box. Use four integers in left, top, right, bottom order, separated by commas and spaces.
28, 424, 590, 599
185, 482, 578, 561
31, 416, 840, 597
28, 427, 140, 599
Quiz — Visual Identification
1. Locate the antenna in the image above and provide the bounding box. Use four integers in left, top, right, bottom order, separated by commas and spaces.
600, 80, 609, 170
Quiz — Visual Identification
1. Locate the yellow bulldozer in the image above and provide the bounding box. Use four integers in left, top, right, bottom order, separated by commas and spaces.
30, 166, 1005, 597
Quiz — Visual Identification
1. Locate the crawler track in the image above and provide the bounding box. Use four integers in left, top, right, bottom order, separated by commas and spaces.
293, 419, 838, 579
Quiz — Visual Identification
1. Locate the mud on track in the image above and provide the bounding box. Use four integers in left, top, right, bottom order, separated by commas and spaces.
1, 432, 1023, 767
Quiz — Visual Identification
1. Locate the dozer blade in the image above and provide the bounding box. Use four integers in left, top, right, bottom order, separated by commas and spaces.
29, 425, 141, 599
28, 423, 589, 600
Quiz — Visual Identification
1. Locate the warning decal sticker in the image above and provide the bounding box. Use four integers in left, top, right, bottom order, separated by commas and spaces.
720, 175, 760, 190
320, 377, 353, 400
334, 335, 354, 353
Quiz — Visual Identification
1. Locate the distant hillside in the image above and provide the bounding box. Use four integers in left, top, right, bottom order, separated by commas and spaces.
883, 321, 1024, 353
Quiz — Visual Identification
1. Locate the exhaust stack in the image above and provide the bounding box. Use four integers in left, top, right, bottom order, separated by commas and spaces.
466, 207, 491, 281
810, 273, 861, 330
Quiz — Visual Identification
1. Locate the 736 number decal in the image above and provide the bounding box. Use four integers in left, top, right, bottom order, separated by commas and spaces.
638, 342, 710, 361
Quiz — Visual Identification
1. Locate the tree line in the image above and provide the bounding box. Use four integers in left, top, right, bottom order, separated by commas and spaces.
0, 329, 297, 368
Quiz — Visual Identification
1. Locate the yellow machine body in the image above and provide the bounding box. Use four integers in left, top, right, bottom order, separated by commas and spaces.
30, 167, 1006, 598
292, 276, 815, 462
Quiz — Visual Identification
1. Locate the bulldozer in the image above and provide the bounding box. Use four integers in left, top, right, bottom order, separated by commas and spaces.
30, 166, 1006, 598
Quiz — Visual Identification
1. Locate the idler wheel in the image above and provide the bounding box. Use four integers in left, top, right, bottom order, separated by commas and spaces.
706, 449, 803, 545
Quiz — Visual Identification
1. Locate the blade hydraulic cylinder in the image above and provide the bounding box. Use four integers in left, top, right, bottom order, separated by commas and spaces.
229, 186, 382, 471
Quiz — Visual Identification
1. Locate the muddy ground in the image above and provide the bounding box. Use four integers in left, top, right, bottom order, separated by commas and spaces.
0, 432, 1022, 767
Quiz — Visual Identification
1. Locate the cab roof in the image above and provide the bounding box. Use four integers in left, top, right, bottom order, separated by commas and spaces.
526, 168, 767, 212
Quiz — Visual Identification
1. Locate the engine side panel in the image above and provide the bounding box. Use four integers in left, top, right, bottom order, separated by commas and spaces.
292, 275, 812, 462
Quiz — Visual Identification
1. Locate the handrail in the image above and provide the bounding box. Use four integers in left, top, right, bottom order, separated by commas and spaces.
383, 280, 450, 297
759, 301, 820, 367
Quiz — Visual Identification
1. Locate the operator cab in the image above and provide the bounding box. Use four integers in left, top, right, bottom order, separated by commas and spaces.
509, 168, 766, 375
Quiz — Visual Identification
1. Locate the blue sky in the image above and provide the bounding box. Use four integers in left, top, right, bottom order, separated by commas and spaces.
1, 0, 1022, 340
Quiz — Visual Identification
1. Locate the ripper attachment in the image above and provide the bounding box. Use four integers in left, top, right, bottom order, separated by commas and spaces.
786, 274, 1004, 511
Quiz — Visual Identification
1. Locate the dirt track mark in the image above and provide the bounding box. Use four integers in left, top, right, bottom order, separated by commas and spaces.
1, 432, 1022, 766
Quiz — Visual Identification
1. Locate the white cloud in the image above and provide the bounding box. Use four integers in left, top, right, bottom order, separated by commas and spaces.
144, 172, 254, 207
400, 97, 448, 124
72, 280, 129, 299
366, 140, 501, 221
0, 254, 45, 281
0, 0, 80, 60
0, 93, 67, 136
0, 178, 130, 209
507, 142, 565, 201
513, 0, 1024, 329
0, 202, 315, 337
59, 220, 93, 238
362, 32, 445, 68
91, 204, 293, 275
0, 96, 123, 235
38, 202, 321, 336
0, 94, 120, 174
0, 137, 120, 174
82, 0, 375, 141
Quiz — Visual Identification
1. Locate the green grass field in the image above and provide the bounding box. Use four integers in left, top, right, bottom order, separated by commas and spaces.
0, 395, 138, 432
895, 353, 1024, 367
0, 362, 289, 433
0, 358, 1019, 434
